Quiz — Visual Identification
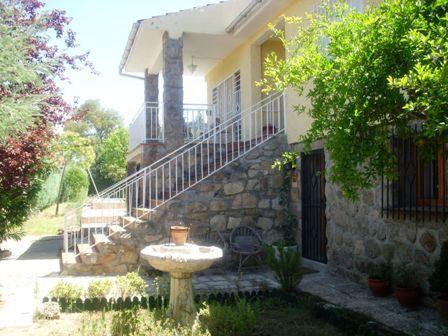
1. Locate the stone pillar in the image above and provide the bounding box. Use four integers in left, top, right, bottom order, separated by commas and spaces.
144, 71, 159, 141
168, 272, 196, 326
163, 32, 184, 152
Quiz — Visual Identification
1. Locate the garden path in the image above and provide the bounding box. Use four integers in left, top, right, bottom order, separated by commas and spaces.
0, 236, 61, 328
299, 271, 448, 336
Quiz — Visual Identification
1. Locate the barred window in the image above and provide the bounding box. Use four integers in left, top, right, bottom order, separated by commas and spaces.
382, 136, 448, 222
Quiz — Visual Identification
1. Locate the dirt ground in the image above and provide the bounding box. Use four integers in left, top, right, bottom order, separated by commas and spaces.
0, 314, 82, 336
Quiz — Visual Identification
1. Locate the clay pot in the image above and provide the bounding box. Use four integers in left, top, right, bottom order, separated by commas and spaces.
394, 286, 421, 308
368, 278, 390, 297
170, 226, 190, 245
436, 296, 448, 325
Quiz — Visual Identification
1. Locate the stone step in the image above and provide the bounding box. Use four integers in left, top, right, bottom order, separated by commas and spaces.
121, 215, 144, 229
131, 208, 154, 221
81, 208, 127, 224
90, 198, 126, 210
77, 244, 99, 265
92, 233, 114, 255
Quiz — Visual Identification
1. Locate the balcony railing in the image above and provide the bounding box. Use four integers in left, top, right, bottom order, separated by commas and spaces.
128, 102, 215, 150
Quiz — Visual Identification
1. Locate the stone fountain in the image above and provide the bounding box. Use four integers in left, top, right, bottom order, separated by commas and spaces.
141, 243, 222, 325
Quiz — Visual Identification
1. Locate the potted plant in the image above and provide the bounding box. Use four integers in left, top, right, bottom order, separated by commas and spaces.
429, 241, 448, 324
263, 242, 302, 292
170, 222, 190, 245
394, 263, 421, 308
367, 262, 392, 297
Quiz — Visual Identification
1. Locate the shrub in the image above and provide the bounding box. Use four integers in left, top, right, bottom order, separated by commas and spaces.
50, 281, 83, 302
87, 279, 113, 299
110, 308, 140, 336
117, 272, 147, 297
36, 302, 61, 320
63, 166, 89, 202
368, 262, 392, 281
34, 171, 62, 210
264, 242, 302, 292
198, 297, 258, 336
394, 264, 418, 288
429, 241, 448, 296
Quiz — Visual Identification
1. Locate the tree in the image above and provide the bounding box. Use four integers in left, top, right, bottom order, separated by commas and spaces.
0, 0, 92, 243
98, 128, 128, 182
65, 100, 123, 143
260, 0, 448, 199
53, 132, 95, 215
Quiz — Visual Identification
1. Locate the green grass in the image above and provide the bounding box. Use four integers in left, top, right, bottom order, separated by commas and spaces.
23, 202, 81, 236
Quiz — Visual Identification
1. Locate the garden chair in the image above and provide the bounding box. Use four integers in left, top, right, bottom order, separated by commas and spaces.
229, 225, 263, 273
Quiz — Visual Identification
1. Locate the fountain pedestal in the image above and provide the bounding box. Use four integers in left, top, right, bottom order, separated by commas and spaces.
140, 244, 222, 325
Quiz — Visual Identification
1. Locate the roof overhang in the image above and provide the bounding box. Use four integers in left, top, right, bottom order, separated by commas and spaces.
120, 0, 293, 77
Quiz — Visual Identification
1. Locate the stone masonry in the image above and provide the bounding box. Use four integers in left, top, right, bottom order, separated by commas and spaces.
290, 143, 448, 292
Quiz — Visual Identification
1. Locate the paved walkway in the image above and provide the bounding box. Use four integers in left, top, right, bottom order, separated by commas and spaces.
0, 236, 61, 328
299, 271, 448, 336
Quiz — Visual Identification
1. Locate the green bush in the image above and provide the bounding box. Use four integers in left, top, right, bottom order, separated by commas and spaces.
264, 242, 302, 292
368, 262, 392, 281
34, 171, 62, 210
50, 280, 83, 302
87, 279, 113, 299
117, 272, 147, 297
63, 166, 89, 202
198, 297, 258, 336
429, 241, 448, 296
394, 264, 418, 288
110, 308, 140, 336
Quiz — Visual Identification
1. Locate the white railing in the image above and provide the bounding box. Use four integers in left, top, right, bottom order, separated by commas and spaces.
128, 102, 164, 150
128, 103, 216, 150
64, 92, 285, 256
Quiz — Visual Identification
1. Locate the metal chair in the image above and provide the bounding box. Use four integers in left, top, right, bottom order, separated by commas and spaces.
229, 225, 263, 273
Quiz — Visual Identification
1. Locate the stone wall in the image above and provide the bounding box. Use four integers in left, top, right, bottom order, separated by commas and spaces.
136, 134, 288, 249
290, 143, 448, 291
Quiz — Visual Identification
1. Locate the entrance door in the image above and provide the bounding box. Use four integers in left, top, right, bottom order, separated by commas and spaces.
301, 149, 327, 263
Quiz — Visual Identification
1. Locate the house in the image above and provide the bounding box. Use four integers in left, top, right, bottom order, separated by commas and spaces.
62, 0, 447, 291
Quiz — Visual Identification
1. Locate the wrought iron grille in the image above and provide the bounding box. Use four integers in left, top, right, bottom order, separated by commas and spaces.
381, 133, 448, 222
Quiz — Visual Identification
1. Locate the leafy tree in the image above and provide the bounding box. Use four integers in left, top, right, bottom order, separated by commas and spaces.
98, 128, 128, 182
0, 0, 92, 243
53, 132, 95, 215
260, 0, 448, 199
63, 166, 89, 202
65, 100, 123, 143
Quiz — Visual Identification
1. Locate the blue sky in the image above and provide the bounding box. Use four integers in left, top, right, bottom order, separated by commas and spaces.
44, 0, 221, 124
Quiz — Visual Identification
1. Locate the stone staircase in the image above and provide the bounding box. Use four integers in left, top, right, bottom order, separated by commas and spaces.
61, 93, 286, 275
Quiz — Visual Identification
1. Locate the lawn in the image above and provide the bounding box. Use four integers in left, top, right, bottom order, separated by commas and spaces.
23, 202, 81, 236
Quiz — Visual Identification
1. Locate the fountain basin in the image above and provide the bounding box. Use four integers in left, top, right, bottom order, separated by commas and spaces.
141, 243, 222, 274
140, 243, 223, 325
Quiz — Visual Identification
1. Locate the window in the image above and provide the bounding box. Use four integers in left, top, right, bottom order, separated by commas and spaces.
382, 136, 448, 222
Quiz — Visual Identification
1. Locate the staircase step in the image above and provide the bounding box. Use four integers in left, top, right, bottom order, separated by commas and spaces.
92, 233, 114, 255
121, 216, 144, 229
131, 208, 153, 220
90, 198, 126, 210
109, 224, 127, 234
93, 233, 112, 245
77, 244, 99, 265
81, 208, 127, 224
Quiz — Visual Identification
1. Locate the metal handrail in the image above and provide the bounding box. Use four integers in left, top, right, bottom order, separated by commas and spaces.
63, 92, 285, 255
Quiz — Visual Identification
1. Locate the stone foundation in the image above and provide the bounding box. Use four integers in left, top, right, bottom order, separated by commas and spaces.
290, 143, 448, 291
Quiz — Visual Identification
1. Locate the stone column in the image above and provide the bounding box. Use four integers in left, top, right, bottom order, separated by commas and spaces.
144, 71, 159, 141
163, 32, 184, 152
168, 272, 196, 326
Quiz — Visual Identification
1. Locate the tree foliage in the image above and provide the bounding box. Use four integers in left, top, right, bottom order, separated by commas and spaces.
0, 0, 91, 241
260, 0, 448, 199
63, 166, 89, 202
98, 127, 128, 182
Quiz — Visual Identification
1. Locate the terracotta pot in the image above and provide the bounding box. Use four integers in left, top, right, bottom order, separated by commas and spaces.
436, 296, 448, 325
170, 226, 190, 245
368, 278, 390, 297
394, 286, 421, 308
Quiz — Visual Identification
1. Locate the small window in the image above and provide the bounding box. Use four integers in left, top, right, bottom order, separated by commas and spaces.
382, 136, 448, 221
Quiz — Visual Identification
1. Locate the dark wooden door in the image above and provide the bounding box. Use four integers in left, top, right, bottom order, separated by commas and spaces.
301, 149, 327, 263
